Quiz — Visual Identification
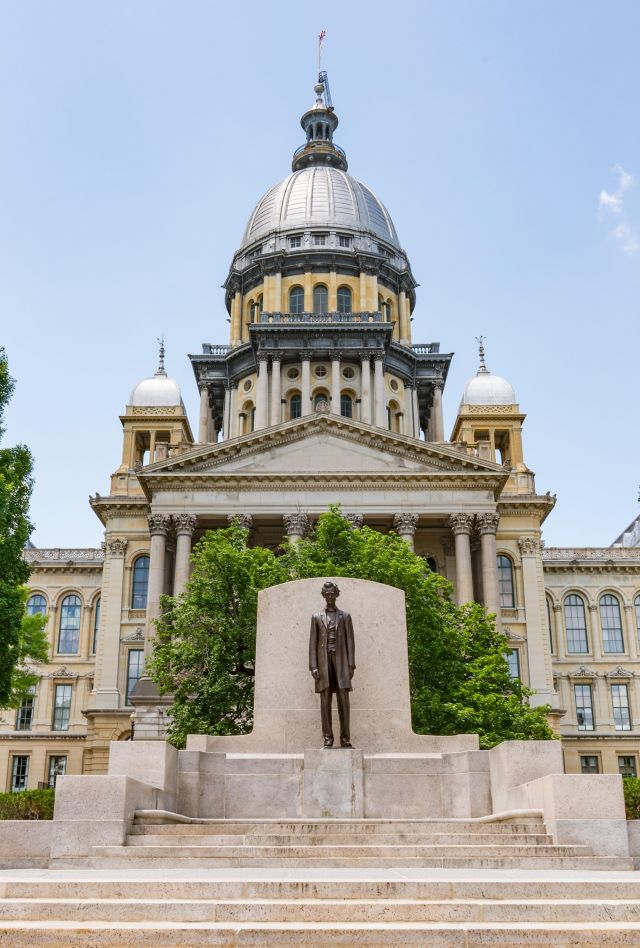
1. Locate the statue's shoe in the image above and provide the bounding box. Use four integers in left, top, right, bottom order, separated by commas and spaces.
340, 740, 353, 748
323, 738, 334, 748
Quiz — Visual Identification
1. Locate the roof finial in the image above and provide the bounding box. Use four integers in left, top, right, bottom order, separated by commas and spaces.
156, 336, 166, 377
475, 335, 488, 374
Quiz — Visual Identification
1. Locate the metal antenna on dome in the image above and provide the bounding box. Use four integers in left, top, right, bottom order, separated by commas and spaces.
156, 336, 166, 376
475, 335, 488, 374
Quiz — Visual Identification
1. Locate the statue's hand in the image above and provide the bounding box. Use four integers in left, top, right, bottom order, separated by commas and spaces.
349, 666, 355, 680
311, 668, 320, 680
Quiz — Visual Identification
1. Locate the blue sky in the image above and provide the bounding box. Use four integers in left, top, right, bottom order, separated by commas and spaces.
1, 0, 638, 547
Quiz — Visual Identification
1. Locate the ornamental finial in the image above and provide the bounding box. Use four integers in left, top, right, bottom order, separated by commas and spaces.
475, 335, 488, 374
156, 336, 166, 376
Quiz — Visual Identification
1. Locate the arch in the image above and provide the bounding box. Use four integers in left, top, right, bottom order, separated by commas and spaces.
387, 398, 402, 433
131, 555, 150, 609
26, 594, 47, 616
599, 592, 624, 653
240, 400, 255, 435
58, 594, 82, 655
313, 284, 328, 314
337, 285, 352, 314
289, 285, 305, 314
497, 554, 515, 608
563, 593, 589, 654
289, 391, 302, 420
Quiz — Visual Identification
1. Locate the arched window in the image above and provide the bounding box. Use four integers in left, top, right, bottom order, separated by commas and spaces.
289, 393, 302, 420
314, 391, 329, 411
546, 597, 554, 652
240, 401, 255, 435
337, 286, 352, 314
600, 594, 624, 653
58, 595, 81, 654
92, 598, 101, 654
26, 595, 47, 616
497, 555, 515, 607
289, 286, 305, 314
564, 594, 588, 654
340, 393, 353, 418
131, 556, 150, 609
313, 284, 328, 314
635, 594, 640, 643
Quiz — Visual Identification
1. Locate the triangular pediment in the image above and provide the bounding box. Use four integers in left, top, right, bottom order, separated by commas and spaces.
140, 414, 506, 480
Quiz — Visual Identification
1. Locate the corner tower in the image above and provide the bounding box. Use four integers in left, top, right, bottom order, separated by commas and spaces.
190, 75, 452, 443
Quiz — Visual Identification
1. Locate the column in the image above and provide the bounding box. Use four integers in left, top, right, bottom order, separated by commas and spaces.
449, 513, 474, 605
93, 537, 128, 709
301, 352, 312, 415
223, 384, 231, 440
398, 289, 409, 344
368, 273, 378, 312
263, 274, 274, 311
404, 384, 414, 437
229, 383, 239, 439
198, 384, 209, 443
477, 512, 501, 629
360, 354, 372, 425
173, 514, 196, 597
412, 387, 420, 438
331, 356, 341, 414
329, 270, 337, 311
518, 536, 556, 708
393, 513, 419, 551
283, 512, 309, 545
273, 272, 282, 312
432, 380, 444, 442
304, 271, 313, 311
359, 271, 367, 310
144, 514, 170, 658
270, 357, 282, 426
231, 291, 242, 346
373, 354, 385, 428
254, 354, 270, 430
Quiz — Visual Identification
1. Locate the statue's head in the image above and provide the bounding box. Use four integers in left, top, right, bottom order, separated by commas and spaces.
321, 581, 340, 605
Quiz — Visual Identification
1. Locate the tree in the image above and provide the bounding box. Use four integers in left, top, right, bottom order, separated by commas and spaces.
0, 349, 44, 707
148, 507, 554, 748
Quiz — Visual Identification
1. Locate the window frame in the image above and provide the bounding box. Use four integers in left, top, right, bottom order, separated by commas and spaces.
125, 649, 145, 706
131, 556, 150, 610
564, 594, 589, 654
26, 594, 47, 616
92, 597, 101, 655
15, 685, 36, 732
57, 594, 82, 655
289, 285, 305, 315
336, 285, 352, 314
289, 392, 302, 420
47, 755, 67, 788
52, 683, 73, 732
611, 682, 632, 731
340, 393, 353, 418
599, 593, 625, 654
497, 555, 515, 609
506, 648, 520, 680
313, 284, 328, 315
580, 754, 600, 775
619, 755, 637, 778
10, 755, 29, 792
575, 682, 595, 731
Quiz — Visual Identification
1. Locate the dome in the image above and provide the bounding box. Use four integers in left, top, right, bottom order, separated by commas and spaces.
129, 342, 183, 408
462, 371, 516, 406
241, 166, 400, 250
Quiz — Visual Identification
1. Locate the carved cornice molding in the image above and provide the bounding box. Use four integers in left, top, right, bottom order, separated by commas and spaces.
121, 628, 145, 643
566, 665, 600, 679
604, 665, 635, 679
45, 666, 78, 680
146, 473, 510, 495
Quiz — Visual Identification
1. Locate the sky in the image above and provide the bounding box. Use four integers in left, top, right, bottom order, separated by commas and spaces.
1, 0, 638, 548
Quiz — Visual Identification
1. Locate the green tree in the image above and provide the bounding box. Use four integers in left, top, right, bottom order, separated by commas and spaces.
149, 507, 554, 748
0, 349, 45, 706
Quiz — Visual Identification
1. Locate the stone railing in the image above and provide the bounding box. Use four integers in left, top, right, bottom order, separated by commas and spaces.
201, 344, 231, 355
255, 311, 384, 324
411, 343, 440, 354
542, 547, 640, 561
24, 548, 105, 563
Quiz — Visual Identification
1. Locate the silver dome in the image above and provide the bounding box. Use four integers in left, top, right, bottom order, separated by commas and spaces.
462, 371, 516, 406
241, 167, 400, 249
129, 374, 183, 408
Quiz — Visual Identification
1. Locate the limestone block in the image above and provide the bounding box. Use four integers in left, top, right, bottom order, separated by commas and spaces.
628, 820, 640, 859
441, 771, 491, 819
489, 740, 563, 812
364, 773, 442, 818
303, 748, 364, 818
224, 773, 303, 818
546, 818, 630, 856
108, 740, 178, 797
0, 821, 52, 867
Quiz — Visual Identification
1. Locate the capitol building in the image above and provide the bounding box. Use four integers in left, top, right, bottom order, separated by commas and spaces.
4, 79, 639, 793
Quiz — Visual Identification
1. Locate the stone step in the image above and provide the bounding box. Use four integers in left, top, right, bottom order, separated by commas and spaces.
110, 843, 593, 859
2, 919, 640, 945
126, 832, 554, 847
131, 817, 547, 836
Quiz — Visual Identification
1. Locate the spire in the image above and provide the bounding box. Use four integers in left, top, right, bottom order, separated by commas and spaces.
475, 335, 489, 375
292, 71, 348, 173
155, 336, 166, 377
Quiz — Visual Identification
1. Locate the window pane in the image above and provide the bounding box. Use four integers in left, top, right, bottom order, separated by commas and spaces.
92, 598, 101, 654
52, 684, 72, 731
313, 285, 328, 314
497, 556, 515, 608
600, 595, 624, 653
546, 599, 554, 652
126, 650, 144, 705
15, 686, 36, 732
58, 595, 81, 654
580, 755, 599, 774
289, 393, 302, 420
612, 683, 631, 730
47, 756, 67, 788
506, 649, 520, 679
289, 286, 304, 314
131, 556, 150, 609
564, 595, 588, 653
11, 756, 29, 792
26, 595, 47, 616
340, 394, 353, 418
575, 683, 594, 730
337, 286, 352, 314
619, 756, 637, 778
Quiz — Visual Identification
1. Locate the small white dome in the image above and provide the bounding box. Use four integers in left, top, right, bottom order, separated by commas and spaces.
129, 342, 183, 408
462, 371, 516, 406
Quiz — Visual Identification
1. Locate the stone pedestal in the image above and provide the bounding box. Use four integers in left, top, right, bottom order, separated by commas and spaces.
303, 748, 364, 818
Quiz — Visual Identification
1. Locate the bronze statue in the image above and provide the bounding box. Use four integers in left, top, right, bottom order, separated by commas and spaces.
309, 581, 355, 748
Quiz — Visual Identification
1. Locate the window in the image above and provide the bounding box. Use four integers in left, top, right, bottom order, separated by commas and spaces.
249, 245, 262, 257
314, 392, 329, 411
619, 756, 637, 778
92, 598, 101, 654
15, 686, 36, 732
546, 598, 554, 652
131, 556, 150, 609
313, 234, 327, 246
313, 284, 328, 314
338, 234, 351, 248
52, 684, 72, 731
57, 595, 81, 654
47, 756, 67, 789
612, 683, 631, 730
575, 683, 594, 731
289, 393, 302, 420
497, 555, 515, 608
289, 286, 305, 314
600, 594, 624, 653
288, 235, 302, 248
506, 649, 520, 680
11, 756, 29, 792
26, 594, 46, 616
580, 755, 599, 775
126, 650, 144, 705
337, 286, 352, 314
340, 394, 353, 418
564, 595, 588, 653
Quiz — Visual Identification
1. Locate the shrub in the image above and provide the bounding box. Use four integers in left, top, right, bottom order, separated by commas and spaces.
623, 777, 640, 820
0, 788, 54, 820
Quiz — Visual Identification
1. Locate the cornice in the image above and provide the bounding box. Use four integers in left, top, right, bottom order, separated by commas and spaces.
89, 495, 150, 526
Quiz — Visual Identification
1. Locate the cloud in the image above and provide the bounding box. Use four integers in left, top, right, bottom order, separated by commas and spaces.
599, 165, 639, 255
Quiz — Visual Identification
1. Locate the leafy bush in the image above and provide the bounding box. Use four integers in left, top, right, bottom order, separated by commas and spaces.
0, 788, 54, 820
623, 777, 640, 819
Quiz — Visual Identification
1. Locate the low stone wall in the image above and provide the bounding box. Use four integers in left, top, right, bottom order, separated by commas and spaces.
0, 820, 52, 868
627, 820, 640, 868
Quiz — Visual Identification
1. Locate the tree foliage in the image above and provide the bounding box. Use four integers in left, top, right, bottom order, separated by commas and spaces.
148, 507, 554, 748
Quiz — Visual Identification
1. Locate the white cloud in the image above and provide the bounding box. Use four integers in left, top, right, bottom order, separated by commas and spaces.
599, 165, 639, 255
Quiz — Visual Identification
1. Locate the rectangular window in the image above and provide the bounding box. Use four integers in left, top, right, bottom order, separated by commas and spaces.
612, 683, 632, 731
47, 755, 67, 788
52, 684, 72, 731
506, 649, 520, 680
288, 235, 302, 248
575, 683, 594, 731
580, 755, 599, 775
11, 755, 29, 792
619, 755, 637, 778
338, 234, 351, 248
15, 686, 36, 732
313, 234, 327, 246
126, 650, 144, 705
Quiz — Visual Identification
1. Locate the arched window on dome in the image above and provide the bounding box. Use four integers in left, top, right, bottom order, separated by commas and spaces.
337, 286, 352, 314
131, 556, 150, 609
387, 400, 402, 433
313, 285, 328, 315
289, 393, 302, 420
289, 286, 304, 315
240, 401, 255, 435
